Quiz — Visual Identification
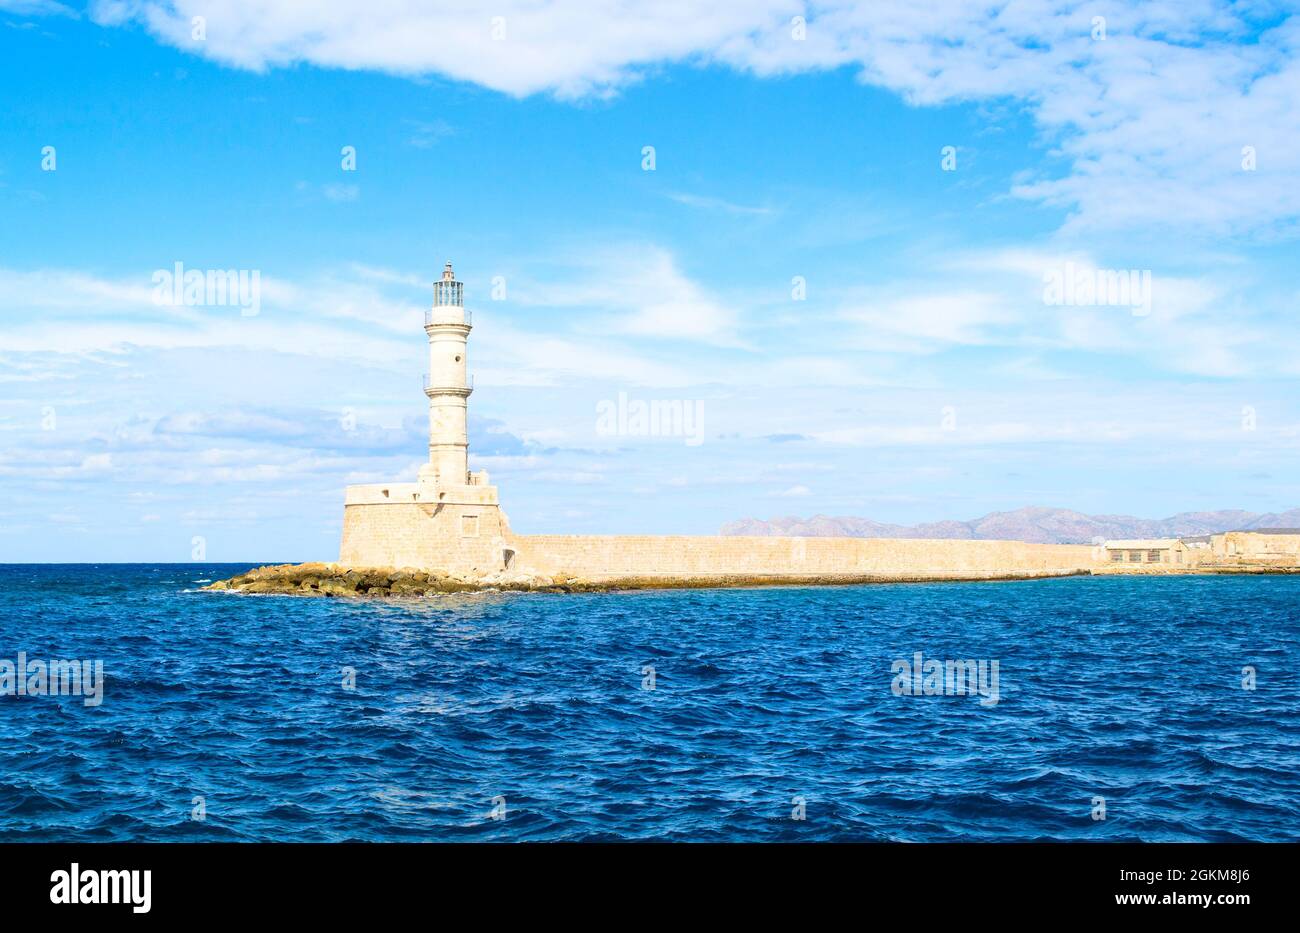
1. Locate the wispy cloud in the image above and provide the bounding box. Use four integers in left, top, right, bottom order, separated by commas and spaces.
405, 118, 455, 148
1, 0, 77, 16
322, 182, 359, 202
503, 244, 748, 348
668, 192, 774, 216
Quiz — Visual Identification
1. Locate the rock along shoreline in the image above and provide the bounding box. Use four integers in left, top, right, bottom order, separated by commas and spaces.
205, 563, 569, 595
203, 562, 1101, 596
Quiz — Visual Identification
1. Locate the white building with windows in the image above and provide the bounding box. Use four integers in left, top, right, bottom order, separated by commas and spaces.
1102, 538, 1190, 566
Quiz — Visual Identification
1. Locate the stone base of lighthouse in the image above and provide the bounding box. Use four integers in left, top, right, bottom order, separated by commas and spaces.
338, 472, 516, 576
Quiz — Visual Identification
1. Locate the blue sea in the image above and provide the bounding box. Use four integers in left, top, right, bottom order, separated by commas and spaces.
1, 565, 1297, 842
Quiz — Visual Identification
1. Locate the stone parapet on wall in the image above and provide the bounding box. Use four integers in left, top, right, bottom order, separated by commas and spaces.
344, 482, 499, 507
508, 534, 1097, 581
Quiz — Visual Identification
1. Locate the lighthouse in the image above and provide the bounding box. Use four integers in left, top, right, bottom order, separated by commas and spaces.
339, 260, 509, 574
419, 261, 472, 487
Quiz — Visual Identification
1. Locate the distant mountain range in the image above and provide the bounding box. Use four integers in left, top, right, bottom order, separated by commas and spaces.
720, 507, 1300, 545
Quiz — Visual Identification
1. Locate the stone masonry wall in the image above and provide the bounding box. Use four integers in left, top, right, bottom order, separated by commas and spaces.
340, 501, 510, 574
338, 501, 1097, 581
508, 534, 1096, 581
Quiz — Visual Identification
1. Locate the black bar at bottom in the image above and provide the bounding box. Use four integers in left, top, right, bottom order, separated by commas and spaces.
0, 842, 1286, 918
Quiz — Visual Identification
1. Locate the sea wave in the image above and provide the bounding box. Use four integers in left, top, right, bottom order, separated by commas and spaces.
0, 565, 1297, 841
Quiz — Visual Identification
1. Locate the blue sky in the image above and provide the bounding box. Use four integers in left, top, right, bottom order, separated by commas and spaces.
2, 1, 1299, 561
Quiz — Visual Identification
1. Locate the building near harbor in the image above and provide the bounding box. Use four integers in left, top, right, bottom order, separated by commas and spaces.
1101, 539, 1188, 566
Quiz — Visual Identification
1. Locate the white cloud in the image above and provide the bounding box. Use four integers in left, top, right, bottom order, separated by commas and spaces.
0, 256, 729, 391
839, 290, 1021, 353
1, 1, 76, 15
823, 247, 1297, 378
405, 118, 455, 148
477, 320, 700, 387
321, 182, 359, 202
89, 0, 798, 97
0, 267, 157, 310
2, 243, 1290, 393
81, 0, 1300, 234
0, 450, 114, 478
507, 244, 745, 347
0, 266, 423, 361
668, 192, 774, 216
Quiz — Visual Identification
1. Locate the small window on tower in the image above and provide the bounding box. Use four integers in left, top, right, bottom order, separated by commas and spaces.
454, 355, 461, 362
461, 514, 480, 538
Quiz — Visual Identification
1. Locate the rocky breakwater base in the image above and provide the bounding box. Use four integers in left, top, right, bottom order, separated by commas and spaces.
204, 563, 574, 595
204, 562, 1094, 596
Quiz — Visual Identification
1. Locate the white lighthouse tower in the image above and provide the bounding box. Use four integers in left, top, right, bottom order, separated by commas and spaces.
419, 261, 473, 486
339, 261, 509, 574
